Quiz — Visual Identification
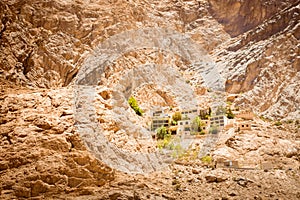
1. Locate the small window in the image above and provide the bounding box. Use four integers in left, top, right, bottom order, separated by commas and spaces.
185, 121, 189, 125
242, 125, 244, 127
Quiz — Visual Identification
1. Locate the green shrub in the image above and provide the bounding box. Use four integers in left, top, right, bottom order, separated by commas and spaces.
128, 96, 143, 116
274, 121, 282, 126
209, 125, 219, 134
201, 155, 212, 163
191, 116, 206, 134
226, 101, 232, 105
226, 108, 235, 119
172, 112, 182, 122
157, 134, 181, 152
171, 144, 184, 158
157, 137, 171, 149
156, 126, 169, 140
208, 107, 212, 116
260, 115, 271, 122
171, 120, 177, 125
199, 130, 206, 135
199, 108, 210, 120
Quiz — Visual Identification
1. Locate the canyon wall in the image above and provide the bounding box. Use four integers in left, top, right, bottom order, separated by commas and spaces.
1, 0, 299, 119
0, 1, 299, 198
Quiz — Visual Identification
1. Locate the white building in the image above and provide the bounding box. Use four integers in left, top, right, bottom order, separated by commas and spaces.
210, 115, 228, 128
180, 108, 198, 120
177, 119, 191, 135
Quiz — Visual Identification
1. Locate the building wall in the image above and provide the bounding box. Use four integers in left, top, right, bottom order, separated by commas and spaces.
177, 120, 191, 135
210, 115, 228, 128
152, 117, 170, 131
181, 109, 198, 120
238, 122, 251, 130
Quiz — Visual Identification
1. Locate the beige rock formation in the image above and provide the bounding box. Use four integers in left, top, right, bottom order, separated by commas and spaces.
0, 85, 114, 199
0, 0, 299, 199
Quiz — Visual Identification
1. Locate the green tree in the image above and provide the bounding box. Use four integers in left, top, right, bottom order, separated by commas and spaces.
201, 155, 212, 163
156, 126, 169, 140
209, 124, 219, 134
191, 116, 205, 134
200, 108, 210, 120
172, 112, 182, 122
226, 108, 235, 119
191, 116, 202, 132
128, 96, 143, 116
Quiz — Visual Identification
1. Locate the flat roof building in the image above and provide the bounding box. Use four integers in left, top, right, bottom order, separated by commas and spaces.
238, 122, 252, 130
151, 117, 170, 131
210, 115, 228, 128
177, 119, 191, 135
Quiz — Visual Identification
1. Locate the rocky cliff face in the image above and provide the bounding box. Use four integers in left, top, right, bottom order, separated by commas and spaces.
0, 0, 299, 199
0, 0, 144, 87
0, 83, 114, 199
1, 0, 299, 119
213, 0, 300, 119
208, 0, 299, 37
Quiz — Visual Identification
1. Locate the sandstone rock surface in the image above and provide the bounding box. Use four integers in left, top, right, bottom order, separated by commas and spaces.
0, 0, 299, 199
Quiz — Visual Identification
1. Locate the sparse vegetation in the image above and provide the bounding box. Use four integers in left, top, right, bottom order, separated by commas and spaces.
274, 121, 282, 126
128, 96, 143, 116
157, 135, 184, 158
260, 115, 271, 122
285, 119, 293, 124
177, 146, 200, 161
172, 179, 181, 191
201, 155, 212, 163
199, 108, 211, 120
172, 112, 182, 123
171, 120, 177, 125
209, 124, 219, 134
208, 107, 212, 116
171, 144, 184, 158
191, 116, 206, 135
199, 130, 206, 135
226, 108, 235, 119
156, 126, 169, 140
157, 136, 172, 149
